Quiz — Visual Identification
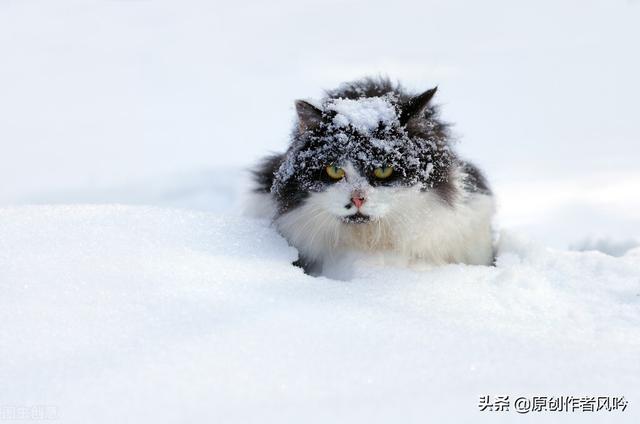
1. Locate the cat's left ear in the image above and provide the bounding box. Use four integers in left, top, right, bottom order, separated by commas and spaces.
295, 100, 323, 132
400, 87, 437, 124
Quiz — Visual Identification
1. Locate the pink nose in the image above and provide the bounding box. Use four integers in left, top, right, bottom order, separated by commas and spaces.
351, 196, 365, 209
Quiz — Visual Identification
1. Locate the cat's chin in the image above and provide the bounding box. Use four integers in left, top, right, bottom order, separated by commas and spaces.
341, 212, 371, 224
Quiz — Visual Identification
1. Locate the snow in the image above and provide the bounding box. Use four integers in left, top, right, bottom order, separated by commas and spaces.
1, 0, 639, 421
1, 205, 638, 423
571, 237, 639, 258
272, 83, 451, 198
2, 0, 638, 203
328, 97, 398, 134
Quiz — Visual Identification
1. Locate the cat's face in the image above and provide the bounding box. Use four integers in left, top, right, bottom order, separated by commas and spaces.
272, 89, 453, 218
308, 161, 414, 224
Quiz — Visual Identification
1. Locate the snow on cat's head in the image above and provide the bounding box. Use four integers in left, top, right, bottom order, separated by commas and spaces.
327, 97, 398, 135
271, 78, 454, 222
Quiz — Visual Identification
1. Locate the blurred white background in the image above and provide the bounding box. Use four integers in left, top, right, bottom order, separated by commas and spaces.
1, 4, 639, 422
1, 0, 638, 249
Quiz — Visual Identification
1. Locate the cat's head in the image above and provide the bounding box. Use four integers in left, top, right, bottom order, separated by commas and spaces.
271, 78, 456, 223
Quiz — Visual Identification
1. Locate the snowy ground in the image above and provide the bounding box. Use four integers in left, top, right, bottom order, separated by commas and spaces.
1, 206, 639, 423
1, 0, 639, 422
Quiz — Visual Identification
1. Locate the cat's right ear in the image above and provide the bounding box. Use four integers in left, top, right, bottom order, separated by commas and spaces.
295, 100, 322, 132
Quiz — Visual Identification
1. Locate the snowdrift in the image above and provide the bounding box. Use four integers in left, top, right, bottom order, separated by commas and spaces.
1, 205, 638, 423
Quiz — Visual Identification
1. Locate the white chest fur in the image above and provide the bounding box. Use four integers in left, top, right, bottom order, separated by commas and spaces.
274, 188, 495, 271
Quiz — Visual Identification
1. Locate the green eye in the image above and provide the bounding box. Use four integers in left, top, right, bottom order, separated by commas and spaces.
373, 166, 393, 179
326, 165, 345, 180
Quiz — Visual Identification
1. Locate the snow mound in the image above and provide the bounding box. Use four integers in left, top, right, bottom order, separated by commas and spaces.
1, 205, 639, 423
571, 236, 639, 257
327, 97, 398, 134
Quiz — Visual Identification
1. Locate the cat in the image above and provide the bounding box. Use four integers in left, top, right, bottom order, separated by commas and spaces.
249, 77, 495, 276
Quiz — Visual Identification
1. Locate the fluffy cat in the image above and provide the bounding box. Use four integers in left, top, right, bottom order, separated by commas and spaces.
249, 77, 495, 276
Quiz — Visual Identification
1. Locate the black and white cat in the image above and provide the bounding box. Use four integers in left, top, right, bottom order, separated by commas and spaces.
250, 77, 495, 276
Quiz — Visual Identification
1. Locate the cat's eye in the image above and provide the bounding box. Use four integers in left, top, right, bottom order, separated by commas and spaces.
373, 166, 393, 179
326, 165, 345, 180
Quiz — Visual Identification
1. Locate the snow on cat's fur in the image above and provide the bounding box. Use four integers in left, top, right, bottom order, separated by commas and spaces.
250, 77, 495, 276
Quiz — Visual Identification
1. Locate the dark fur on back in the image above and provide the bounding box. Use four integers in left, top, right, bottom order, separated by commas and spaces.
253, 77, 490, 215
461, 161, 491, 195
252, 153, 285, 194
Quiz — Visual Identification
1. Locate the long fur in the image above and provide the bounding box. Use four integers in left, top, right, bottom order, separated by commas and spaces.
248, 77, 495, 276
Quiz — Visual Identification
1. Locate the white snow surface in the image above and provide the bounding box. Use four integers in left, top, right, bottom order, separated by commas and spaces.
1, 0, 640, 421
328, 97, 398, 134
1, 205, 639, 423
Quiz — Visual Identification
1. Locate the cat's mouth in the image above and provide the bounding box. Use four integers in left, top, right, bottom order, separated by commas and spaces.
341, 212, 371, 224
